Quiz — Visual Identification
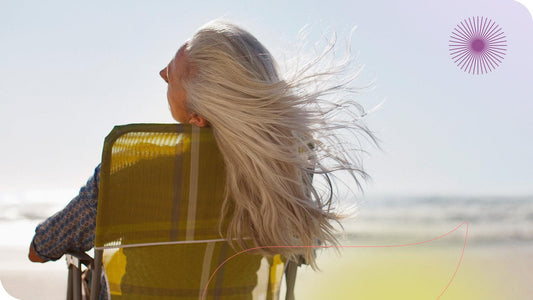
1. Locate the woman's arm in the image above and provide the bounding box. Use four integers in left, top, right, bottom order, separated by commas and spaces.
28, 164, 101, 262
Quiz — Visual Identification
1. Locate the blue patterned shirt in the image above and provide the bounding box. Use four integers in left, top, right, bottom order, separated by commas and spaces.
31, 164, 101, 261
31, 164, 108, 299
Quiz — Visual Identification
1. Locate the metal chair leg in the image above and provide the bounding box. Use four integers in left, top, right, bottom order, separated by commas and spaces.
66, 254, 82, 300
284, 260, 298, 300
67, 264, 73, 300
66, 252, 94, 300
90, 250, 103, 300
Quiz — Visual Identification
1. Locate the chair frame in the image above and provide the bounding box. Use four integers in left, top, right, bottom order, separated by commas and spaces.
65, 123, 301, 300
65, 250, 298, 300
66, 251, 94, 300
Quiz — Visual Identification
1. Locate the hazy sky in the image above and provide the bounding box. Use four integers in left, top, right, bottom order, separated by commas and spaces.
1, 0, 532, 199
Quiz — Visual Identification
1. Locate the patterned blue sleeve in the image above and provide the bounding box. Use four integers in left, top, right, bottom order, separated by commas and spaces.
31, 164, 101, 261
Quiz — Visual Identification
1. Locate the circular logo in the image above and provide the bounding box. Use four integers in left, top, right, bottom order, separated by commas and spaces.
449, 16, 507, 75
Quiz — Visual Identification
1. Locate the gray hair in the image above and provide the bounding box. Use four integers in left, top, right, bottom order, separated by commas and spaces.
183, 19, 380, 269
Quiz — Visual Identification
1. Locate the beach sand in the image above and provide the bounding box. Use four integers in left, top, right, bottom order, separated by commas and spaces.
1, 246, 67, 300
294, 243, 533, 299
2, 243, 532, 299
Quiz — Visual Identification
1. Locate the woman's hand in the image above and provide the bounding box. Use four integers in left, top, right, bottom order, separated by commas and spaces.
28, 243, 47, 263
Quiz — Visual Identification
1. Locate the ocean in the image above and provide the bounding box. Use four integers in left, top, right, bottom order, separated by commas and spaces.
0, 189, 78, 248
1, 190, 532, 248
340, 195, 533, 248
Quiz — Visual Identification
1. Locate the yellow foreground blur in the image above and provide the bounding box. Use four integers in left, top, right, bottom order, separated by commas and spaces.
294, 243, 532, 299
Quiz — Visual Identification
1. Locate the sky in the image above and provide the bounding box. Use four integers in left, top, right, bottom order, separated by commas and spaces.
1, 0, 532, 201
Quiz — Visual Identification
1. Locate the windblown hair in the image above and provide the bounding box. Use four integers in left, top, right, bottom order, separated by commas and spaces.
183, 20, 380, 269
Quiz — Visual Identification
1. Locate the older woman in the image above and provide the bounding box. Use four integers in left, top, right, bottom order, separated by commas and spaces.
29, 19, 378, 290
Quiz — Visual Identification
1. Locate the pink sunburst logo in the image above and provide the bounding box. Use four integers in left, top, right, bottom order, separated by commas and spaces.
449, 16, 507, 75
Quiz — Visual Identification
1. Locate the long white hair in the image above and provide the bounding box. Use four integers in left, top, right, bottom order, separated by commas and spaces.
183, 20, 381, 268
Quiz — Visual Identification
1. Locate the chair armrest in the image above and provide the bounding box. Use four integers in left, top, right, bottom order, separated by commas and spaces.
66, 251, 94, 268
66, 251, 94, 300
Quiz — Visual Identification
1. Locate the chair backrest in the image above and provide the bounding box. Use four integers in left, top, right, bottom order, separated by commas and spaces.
93, 124, 288, 300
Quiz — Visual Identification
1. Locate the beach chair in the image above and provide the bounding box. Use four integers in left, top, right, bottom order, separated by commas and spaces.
65, 124, 300, 300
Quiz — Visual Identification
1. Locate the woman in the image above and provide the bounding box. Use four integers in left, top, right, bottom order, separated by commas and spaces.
170, 20, 380, 268
29, 18, 379, 282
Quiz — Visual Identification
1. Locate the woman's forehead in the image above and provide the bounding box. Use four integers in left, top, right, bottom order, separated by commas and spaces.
169, 44, 190, 80
172, 44, 187, 65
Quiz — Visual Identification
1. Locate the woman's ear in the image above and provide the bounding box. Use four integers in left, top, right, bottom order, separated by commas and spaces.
189, 112, 209, 127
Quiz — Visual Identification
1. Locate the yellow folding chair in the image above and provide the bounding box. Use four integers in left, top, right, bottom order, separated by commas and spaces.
66, 124, 299, 300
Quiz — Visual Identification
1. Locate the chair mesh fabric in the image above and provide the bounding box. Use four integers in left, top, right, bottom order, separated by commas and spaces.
95, 124, 285, 300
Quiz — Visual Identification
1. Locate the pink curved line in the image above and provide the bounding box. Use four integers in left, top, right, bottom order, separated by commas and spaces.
202, 222, 469, 300
437, 221, 468, 299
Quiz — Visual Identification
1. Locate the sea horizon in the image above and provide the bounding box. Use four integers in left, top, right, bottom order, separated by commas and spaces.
2, 190, 532, 248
